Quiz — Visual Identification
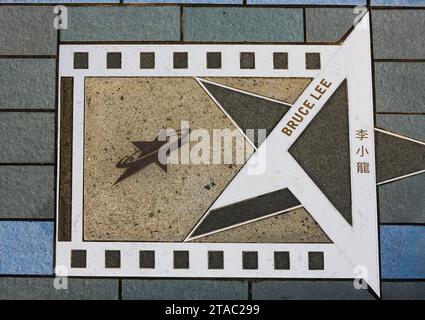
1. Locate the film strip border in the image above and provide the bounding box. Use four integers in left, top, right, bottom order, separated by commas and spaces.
56, 242, 356, 277
56, 43, 358, 278
59, 44, 340, 78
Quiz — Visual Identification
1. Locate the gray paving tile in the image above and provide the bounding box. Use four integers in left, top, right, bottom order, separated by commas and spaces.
382, 281, 425, 300
248, 0, 365, 3
0, 59, 56, 109
183, 8, 304, 42
0, 221, 53, 275
0, 6, 57, 55
375, 130, 425, 184
1, 0, 119, 2
306, 8, 355, 43
376, 115, 425, 142
61, 7, 180, 41
375, 62, 425, 113
0, 166, 54, 219
372, 0, 425, 7
125, 0, 242, 2
379, 172, 425, 224
372, 10, 425, 59
382, 282, 425, 300
0, 278, 119, 300
252, 280, 375, 300
0, 112, 55, 163
122, 280, 248, 300
380, 225, 425, 279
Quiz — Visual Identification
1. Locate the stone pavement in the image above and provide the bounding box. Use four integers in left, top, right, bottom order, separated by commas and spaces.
0, 0, 425, 300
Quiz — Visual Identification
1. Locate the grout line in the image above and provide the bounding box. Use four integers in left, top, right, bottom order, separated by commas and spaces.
248, 281, 253, 300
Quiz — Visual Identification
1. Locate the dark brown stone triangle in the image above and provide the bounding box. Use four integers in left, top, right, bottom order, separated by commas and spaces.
376, 130, 425, 183
190, 188, 301, 238
289, 80, 353, 225
200, 80, 292, 147
192, 207, 332, 243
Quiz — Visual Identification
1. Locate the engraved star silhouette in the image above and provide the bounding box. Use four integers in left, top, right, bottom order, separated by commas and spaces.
114, 137, 168, 185
114, 130, 189, 185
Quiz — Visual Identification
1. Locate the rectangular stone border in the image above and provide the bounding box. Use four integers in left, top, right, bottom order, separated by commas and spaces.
56, 43, 361, 278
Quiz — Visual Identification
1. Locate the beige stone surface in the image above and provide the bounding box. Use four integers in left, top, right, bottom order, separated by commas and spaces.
193, 208, 331, 243
84, 77, 254, 241
204, 77, 312, 104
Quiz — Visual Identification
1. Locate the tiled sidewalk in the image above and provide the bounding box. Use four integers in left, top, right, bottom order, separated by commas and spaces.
0, 1, 425, 300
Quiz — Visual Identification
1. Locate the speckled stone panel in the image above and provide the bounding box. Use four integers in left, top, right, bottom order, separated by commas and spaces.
194, 207, 331, 243
83, 77, 254, 241
204, 77, 312, 104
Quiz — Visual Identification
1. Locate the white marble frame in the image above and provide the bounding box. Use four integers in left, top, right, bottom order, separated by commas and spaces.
55, 14, 380, 296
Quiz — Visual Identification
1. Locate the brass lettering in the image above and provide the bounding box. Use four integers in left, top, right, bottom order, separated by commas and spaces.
298, 106, 309, 116
320, 78, 332, 88
287, 121, 298, 130
303, 100, 315, 110
282, 127, 292, 136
